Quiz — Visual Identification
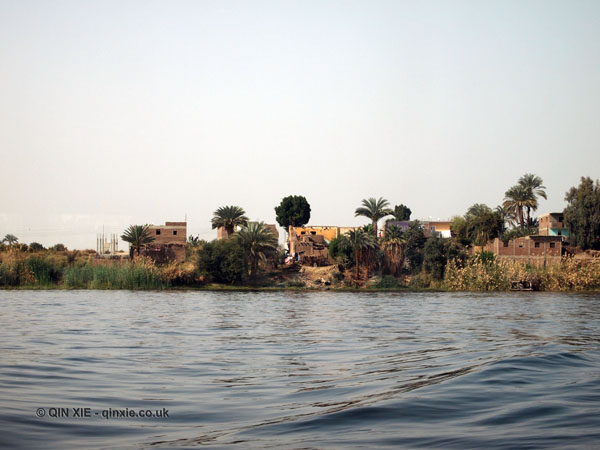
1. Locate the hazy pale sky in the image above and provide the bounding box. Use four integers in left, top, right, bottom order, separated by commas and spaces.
1, 0, 599, 249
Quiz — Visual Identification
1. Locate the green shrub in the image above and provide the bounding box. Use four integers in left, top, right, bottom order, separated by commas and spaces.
197, 240, 246, 284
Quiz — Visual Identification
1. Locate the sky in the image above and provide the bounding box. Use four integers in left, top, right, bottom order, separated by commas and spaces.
1, 0, 599, 249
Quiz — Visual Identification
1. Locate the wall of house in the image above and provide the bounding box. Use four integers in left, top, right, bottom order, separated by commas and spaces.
486, 237, 562, 265
141, 243, 186, 263
148, 222, 187, 245
291, 226, 340, 242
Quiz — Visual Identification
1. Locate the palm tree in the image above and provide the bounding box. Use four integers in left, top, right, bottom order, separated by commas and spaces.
2, 234, 18, 246
495, 205, 516, 232
121, 225, 155, 259
503, 185, 535, 228
234, 222, 278, 279
347, 228, 378, 279
381, 224, 405, 277
355, 197, 392, 237
518, 173, 547, 226
211, 205, 249, 238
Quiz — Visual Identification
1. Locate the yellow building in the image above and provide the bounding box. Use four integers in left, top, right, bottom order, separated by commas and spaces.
291, 226, 341, 242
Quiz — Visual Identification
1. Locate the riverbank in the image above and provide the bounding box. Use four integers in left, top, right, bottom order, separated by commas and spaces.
2, 248, 600, 292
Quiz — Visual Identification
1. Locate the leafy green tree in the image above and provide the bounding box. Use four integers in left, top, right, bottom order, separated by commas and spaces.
50, 243, 67, 252
329, 234, 353, 268
564, 176, 600, 250
29, 242, 45, 252
450, 215, 470, 245
423, 236, 467, 280
121, 225, 155, 259
275, 195, 311, 232
211, 205, 248, 237
2, 234, 18, 246
403, 221, 426, 274
354, 197, 392, 237
196, 239, 246, 284
465, 204, 503, 245
390, 204, 411, 221
424, 236, 447, 280
234, 222, 278, 278
347, 227, 377, 279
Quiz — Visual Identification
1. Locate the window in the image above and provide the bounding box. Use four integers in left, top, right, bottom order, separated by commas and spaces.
310, 231, 316, 235
430, 226, 436, 232
300, 231, 306, 235
173, 230, 177, 236
534, 242, 540, 248
550, 242, 556, 248
559, 216, 564, 222
558, 231, 562, 236
503, 241, 509, 247
518, 243, 524, 248
156, 230, 161, 235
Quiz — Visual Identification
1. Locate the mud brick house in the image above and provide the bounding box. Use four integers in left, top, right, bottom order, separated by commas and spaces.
486, 235, 563, 265
288, 225, 359, 265
141, 222, 187, 263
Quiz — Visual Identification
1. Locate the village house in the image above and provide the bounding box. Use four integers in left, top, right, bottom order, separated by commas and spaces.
288, 225, 359, 265
142, 222, 187, 263
485, 235, 563, 265
539, 213, 570, 238
384, 220, 452, 238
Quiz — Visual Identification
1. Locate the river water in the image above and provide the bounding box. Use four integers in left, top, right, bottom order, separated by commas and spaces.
0, 290, 598, 448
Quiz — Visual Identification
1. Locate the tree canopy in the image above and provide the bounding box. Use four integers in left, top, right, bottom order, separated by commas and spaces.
234, 222, 279, 278
2, 234, 18, 246
390, 204, 411, 221
211, 205, 248, 236
355, 197, 392, 237
564, 176, 600, 250
121, 225, 155, 258
275, 195, 311, 230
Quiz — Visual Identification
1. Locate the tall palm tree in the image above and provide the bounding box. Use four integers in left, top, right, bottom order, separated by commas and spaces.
518, 173, 547, 225
234, 222, 278, 278
121, 225, 155, 259
355, 197, 392, 237
211, 205, 249, 237
503, 186, 535, 229
2, 234, 18, 246
347, 228, 378, 279
381, 224, 405, 277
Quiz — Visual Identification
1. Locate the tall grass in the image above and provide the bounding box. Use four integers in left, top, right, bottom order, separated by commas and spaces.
444, 257, 600, 291
63, 257, 165, 289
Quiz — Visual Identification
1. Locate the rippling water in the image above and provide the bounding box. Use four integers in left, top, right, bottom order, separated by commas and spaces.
0, 290, 599, 448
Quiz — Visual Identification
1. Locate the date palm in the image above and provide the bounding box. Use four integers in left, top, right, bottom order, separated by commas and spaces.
503, 186, 535, 229
234, 222, 278, 278
121, 225, 155, 258
381, 224, 406, 277
211, 206, 249, 237
518, 173, 547, 225
355, 197, 392, 237
2, 234, 18, 246
347, 228, 377, 279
